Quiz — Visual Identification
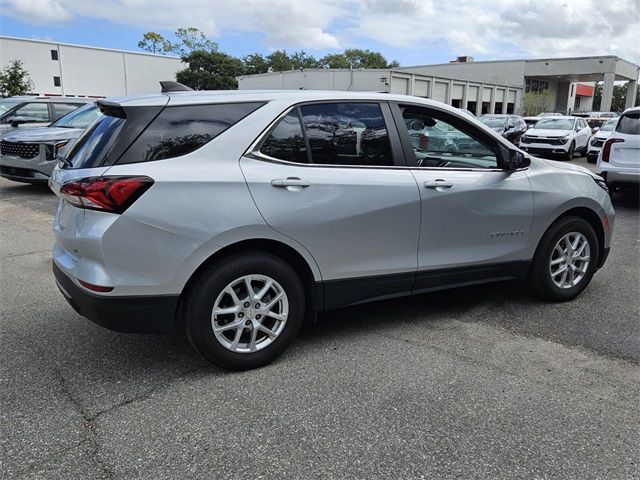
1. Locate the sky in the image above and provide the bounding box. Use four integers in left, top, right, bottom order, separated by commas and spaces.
1, 0, 639, 66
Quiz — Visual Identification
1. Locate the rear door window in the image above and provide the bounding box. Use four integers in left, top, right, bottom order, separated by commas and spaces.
260, 111, 308, 163
52, 103, 82, 121
616, 112, 640, 135
299, 103, 393, 167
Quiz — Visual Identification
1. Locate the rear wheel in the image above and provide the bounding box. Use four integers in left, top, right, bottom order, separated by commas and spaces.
529, 216, 599, 301
184, 252, 305, 370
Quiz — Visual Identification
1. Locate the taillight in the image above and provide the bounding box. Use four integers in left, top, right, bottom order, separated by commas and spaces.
78, 279, 114, 293
601, 138, 624, 163
60, 176, 153, 213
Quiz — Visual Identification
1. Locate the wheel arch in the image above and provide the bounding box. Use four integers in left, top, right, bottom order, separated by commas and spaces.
542, 206, 606, 266
177, 238, 323, 325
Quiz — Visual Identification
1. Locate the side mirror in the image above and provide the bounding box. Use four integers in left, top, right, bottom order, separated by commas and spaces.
505, 150, 530, 170
593, 127, 600, 133
9, 116, 30, 127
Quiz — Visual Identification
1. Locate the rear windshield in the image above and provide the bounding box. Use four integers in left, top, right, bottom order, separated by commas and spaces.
616, 112, 640, 135
64, 102, 264, 169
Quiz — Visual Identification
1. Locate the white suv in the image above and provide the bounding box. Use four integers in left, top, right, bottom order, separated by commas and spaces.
519, 116, 591, 159
596, 107, 640, 193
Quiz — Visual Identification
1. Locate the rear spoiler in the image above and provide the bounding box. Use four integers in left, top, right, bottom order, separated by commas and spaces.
96, 100, 126, 118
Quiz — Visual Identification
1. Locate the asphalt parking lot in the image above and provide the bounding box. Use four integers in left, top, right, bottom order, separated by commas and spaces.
1, 155, 638, 479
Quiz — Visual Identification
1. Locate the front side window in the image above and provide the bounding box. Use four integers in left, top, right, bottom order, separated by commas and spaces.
399, 106, 497, 169
299, 103, 393, 167
260, 111, 308, 163
52, 103, 81, 121
12, 103, 49, 122
616, 112, 640, 135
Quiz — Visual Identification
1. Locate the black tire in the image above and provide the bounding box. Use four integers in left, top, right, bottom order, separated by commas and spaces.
184, 252, 305, 370
565, 141, 575, 160
587, 156, 596, 164
529, 216, 599, 302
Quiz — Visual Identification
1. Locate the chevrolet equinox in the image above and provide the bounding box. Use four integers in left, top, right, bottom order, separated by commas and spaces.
49, 90, 615, 370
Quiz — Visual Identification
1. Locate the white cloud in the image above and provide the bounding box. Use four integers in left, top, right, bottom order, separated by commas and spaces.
2, 0, 639, 64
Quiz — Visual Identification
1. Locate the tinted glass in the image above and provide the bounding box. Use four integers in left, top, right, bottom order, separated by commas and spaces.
66, 115, 125, 168
260, 111, 308, 163
120, 102, 263, 164
400, 106, 497, 169
14, 103, 49, 122
616, 112, 639, 135
299, 103, 392, 166
52, 103, 81, 121
52, 104, 101, 128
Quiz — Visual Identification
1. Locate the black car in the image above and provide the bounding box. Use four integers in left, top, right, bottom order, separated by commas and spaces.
478, 114, 528, 145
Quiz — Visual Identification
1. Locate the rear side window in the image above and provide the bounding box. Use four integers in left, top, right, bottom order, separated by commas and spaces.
299, 103, 393, 166
65, 102, 263, 169
52, 103, 82, 121
616, 112, 640, 135
119, 102, 264, 164
260, 111, 308, 163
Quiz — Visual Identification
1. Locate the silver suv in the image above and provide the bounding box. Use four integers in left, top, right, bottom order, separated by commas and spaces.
49, 91, 615, 370
0, 96, 89, 137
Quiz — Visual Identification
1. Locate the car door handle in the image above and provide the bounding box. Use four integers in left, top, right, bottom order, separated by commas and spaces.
271, 177, 311, 189
424, 179, 453, 189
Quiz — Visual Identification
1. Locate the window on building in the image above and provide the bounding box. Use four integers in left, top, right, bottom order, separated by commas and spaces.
299, 103, 393, 167
53, 76, 61, 87
51, 49, 59, 61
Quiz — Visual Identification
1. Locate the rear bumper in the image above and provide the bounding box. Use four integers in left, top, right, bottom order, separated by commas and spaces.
601, 170, 640, 186
53, 261, 179, 333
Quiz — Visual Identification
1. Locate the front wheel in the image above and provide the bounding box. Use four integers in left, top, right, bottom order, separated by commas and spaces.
184, 252, 305, 370
529, 216, 599, 302
565, 141, 576, 160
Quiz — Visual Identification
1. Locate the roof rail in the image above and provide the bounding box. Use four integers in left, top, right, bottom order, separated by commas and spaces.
160, 81, 193, 93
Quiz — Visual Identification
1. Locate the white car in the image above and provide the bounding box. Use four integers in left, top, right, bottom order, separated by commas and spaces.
519, 116, 592, 160
586, 118, 617, 163
596, 107, 640, 193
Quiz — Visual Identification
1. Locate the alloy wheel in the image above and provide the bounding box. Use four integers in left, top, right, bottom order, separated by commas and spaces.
211, 274, 289, 353
549, 232, 590, 289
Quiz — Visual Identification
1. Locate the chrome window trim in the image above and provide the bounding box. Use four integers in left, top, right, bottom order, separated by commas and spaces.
245, 100, 529, 173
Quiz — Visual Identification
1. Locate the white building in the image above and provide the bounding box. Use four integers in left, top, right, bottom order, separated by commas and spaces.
238, 55, 640, 115
0, 36, 183, 98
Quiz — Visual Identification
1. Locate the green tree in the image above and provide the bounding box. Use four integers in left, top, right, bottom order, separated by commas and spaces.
522, 91, 554, 116
172, 27, 218, 56
176, 50, 245, 90
243, 54, 269, 75
137, 32, 172, 54
319, 49, 399, 69
289, 51, 320, 69
266, 50, 294, 72
0, 60, 34, 97
592, 81, 639, 112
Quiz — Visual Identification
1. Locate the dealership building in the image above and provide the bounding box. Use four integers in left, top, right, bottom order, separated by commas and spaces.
0, 36, 183, 98
238, 55, 639, 115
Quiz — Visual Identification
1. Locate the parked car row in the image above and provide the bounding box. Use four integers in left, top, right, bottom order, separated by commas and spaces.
0, 103, 100, 182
